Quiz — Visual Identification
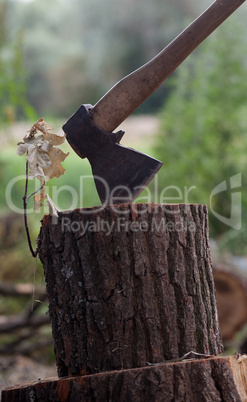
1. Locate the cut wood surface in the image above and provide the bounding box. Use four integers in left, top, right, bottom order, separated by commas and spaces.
2, 355, 247, 402
37, 203, 222, 377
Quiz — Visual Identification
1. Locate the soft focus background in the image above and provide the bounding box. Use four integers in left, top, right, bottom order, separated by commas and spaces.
1, 0, 247, 391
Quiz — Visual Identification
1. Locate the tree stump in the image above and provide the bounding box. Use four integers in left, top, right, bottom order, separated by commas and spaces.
37, 203, 222, 377
7, 203, 247, 401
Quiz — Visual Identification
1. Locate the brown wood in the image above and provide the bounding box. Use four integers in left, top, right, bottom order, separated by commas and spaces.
37, 203, 222, 377
213, 264, 247, 340
91, 0, 246, 132
2, 355, 247, 401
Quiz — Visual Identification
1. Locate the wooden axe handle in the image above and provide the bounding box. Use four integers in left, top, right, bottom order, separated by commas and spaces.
91, 0, 246, 132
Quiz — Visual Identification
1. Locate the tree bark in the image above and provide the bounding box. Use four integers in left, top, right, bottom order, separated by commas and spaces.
2, 355, 247, 402
37, 203, 222, 377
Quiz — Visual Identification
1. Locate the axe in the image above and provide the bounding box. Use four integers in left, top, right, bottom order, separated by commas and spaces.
63, 0, 246, 205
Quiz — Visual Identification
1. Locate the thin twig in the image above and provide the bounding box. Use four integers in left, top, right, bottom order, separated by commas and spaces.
23, 160, 38, 258
26, 179, 45, 202
24, 293, 47, 321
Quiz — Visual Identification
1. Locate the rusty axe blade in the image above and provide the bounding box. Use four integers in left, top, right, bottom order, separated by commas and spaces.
63, 0, 246, 204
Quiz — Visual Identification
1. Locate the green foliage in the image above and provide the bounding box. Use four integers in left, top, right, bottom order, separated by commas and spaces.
3, 0, 214, 117
217, 228, 247, 257
0, 0, 36, 124
153, 18, 247, 247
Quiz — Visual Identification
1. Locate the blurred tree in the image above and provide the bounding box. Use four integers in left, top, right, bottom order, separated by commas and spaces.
5, 0, 212, 117
0, 0, 36, 124
153, 17, 247, 252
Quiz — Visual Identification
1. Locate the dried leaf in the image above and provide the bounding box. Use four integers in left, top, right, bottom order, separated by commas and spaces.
39, 141, 53, 152
17, 143, 30, 156
43, 132, 65, 146
18, 118, 69, 218
22, 135, 44, 145
33, 190, 47, 211
29, 118, 52, 136
43, 148, 69, 180
25, 144, 52, 179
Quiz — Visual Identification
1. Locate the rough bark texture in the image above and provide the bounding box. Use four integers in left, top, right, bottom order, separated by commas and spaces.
37, 203, 222, 377
213, 264, 247, 340
2, 355, 247, 402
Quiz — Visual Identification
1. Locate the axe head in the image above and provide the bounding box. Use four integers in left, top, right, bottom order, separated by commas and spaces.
63, 104, 162, 204
90, 143, 162, 204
